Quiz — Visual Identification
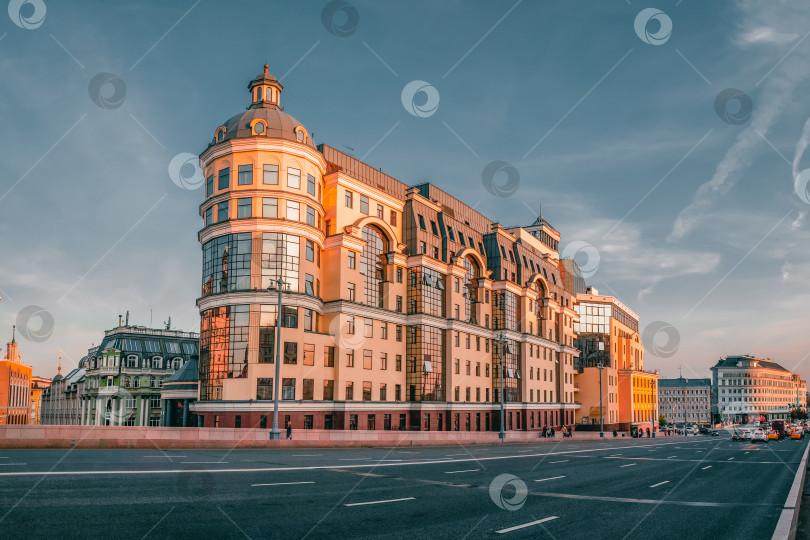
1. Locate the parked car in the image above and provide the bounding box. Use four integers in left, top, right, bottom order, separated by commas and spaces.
751, 430, 768, 443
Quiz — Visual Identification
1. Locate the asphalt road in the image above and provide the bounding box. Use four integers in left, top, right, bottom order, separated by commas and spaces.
0, 434, 806, 539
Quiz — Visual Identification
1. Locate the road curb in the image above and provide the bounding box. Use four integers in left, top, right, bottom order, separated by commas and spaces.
772, 440, 810, 540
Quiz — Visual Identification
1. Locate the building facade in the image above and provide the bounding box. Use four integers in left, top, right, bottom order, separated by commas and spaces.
573, 288, 658, 431
192, 66, 581, 432
657, 377, 711, 424
29, 375, 52, 424
80, 324, 199, 426
0, 327, 32, 425
40, 353, 86, 426
711, 355, 808, 423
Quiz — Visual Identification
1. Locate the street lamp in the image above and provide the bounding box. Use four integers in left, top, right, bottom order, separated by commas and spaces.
597, 362, 604, 438
495, 332, 509, 441
267, 278, 290, 440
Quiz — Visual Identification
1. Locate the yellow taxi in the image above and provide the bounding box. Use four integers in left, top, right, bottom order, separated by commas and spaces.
768, 431, 779, 440
791, 430, 804, 440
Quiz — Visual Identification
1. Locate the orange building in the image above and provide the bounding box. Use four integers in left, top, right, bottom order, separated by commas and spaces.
574, 289, 658, 433
0, 326, 33, 425
29, 375, 52, 424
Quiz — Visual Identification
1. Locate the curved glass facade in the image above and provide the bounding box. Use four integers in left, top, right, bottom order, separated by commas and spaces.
361, 225, 387, 308
202, 234, 252, 296
261, 233, 301, 291
199, 304, 250, 400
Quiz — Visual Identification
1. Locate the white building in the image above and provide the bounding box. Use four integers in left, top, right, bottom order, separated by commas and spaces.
657, 377, 711, 424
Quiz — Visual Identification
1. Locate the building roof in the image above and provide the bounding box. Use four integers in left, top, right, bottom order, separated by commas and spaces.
711, 355, 789, 372
658, 377, 710, 388
166, 357, 198, 384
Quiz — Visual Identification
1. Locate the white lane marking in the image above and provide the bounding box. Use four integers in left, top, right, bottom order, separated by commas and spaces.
251, 481, 315, 486
702, 466, 712, 470
549, 460, 569, 464
0, 463, 26, 466
667, 456, 677, 458
145, 455, 187, 458
610, 454, 622, 456
496, 516, 558, 534
339, 458, 372, 461
182, 461, 227, 464
446, 453, 467, 456
534, 476, 565, 482
745, 452, 749, 454
375, 459, 403, 462
650, 481, 670, 488
0, 440, 709, 477
728, 457, 735, 461
620, 463, 637, 468
445, 469, 480, 474
292, 454, 322, 457
344, 497, 415, 507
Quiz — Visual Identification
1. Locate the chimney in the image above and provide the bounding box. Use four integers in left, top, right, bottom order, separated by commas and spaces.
118, 314, 122, 327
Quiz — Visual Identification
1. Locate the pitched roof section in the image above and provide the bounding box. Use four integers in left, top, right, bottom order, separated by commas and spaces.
711, 355, 789, 372
658, 377, 710, 388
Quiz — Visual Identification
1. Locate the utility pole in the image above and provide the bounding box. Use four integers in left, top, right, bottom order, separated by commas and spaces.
268, 278, 288, 440
598, 362, 604, 437
681, 366, 687, 437
496, 332, 507, 441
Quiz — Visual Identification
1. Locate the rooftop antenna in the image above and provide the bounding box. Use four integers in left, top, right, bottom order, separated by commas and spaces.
150, 309, 153, 328
57, 350, 62, 376
118, 314, 122, 327
164, 316, 172, 331
125, 310, 129, 326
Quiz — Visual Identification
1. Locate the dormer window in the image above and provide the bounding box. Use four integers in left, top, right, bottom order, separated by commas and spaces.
215, 126, 226, 143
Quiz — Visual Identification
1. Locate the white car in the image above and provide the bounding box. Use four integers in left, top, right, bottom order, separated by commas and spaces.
751, 430, 768, 443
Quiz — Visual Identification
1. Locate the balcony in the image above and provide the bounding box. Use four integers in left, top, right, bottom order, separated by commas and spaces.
98, 386, 119, 395
95, 366, 119, 376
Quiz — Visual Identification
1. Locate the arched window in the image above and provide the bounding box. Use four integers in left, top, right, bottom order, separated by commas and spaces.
124, 376, 130, 388
463, 256, 480, 323
150, 376, 156, 388
361, 225, 388, 308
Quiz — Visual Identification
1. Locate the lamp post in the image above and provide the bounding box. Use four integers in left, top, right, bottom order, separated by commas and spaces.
496, 332, 507, 441
267, 278, 289, 440
597, 362, 604, 438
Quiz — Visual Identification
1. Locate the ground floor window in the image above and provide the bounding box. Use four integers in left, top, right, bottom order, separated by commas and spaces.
350, 414, 358, 430
148, 417, 161, 427
304, 415, 313, 429
235, 415, 242, 428
260, 415, 267, 429
325, 414, 333, 430
367, 414, 375, 430
384, 414, 391, 430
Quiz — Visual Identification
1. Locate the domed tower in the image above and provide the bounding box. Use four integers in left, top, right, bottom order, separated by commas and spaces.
197, 65, 326, 408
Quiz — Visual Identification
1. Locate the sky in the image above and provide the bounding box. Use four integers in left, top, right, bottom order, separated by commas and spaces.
1, 0, 809, 383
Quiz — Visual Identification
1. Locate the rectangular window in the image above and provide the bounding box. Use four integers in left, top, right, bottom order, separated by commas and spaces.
260, 415, 267, 429
360, 195, 369, 214
420, 241, 426, 254
447, 227, 455, 240
396, 325, 402, 342
396, 385, 402, 401
306, 206, 316, 226
346, 350, 354, 367
376, 204, 384, 218
323, 380, 334, 400
282, 378, 295, 400
396, 354, 402, 372
367, 414, 376, 430
396, 267, 403, 282
349, 413, 358, 429
205, 174, 214, 197
303, 414, 313, 429
363, 381, 372, 401
238, 164, 252, 185
237, 198, 252, 218
286, 200, 300, 221
283, 342, 297, 364
345, 190, 353, 207
305, 274, 314, 296
390, 211, 397, 226
347, 316, 355, 334
303, 344, 315, 366
263, 197, 278, 218
381, 322, 388, 340
218, 167, 230, 190
348, 283, 356, 302
263, 164, 278, 185
324, 346, 335, 367
217, 201, 228, 222
418, 215, 426, 230
364, 318, 373, 338
306, 240, 315, 261
346, 382, 354, 401
205, 207, 213, 226
459, 234, 465, 246
348, 252, 356, 269
307, 173, 316, 195
302, 378, 314, 400
287, 167, 301, 188
380, 352, 388, 370
363, 350, 372, 370
303, 307, 313, 331
235, 415, 243, 428
430, 221, 439, 235
257, 378, 273, 400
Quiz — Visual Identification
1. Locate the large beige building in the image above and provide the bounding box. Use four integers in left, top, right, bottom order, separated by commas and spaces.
711, 355, 807, 423
658, 378, 711, 424
192, 66, 581, 432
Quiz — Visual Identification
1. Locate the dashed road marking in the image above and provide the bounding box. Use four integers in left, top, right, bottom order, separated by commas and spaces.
496, 516, 558, 534
344, 497, 416, 507
650, 481, 670, 488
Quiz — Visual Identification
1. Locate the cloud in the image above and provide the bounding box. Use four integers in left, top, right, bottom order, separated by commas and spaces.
736, 27, 798, 47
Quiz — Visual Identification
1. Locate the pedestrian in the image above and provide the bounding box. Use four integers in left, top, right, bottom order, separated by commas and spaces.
551, 427, 556, 438
613, 429, 618, 438
646, 427, 650, 438
286, 422, 292, 440
542, 426, 547, 438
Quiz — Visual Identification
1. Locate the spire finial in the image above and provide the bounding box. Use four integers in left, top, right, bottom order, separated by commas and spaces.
264, 63, 269, 74
58, 350, 62, 375
11, 324, 15, 343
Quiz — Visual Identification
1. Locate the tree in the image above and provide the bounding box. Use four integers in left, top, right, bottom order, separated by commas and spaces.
659, 415, 667, 428
790, 408, 807, 421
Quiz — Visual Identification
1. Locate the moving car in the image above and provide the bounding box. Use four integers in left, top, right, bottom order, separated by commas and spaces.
732, 430, 744, 441
710, 429, 720, 436
792, 430, 804, 440
751, 430, 768, 443
768, 431, 779, 440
